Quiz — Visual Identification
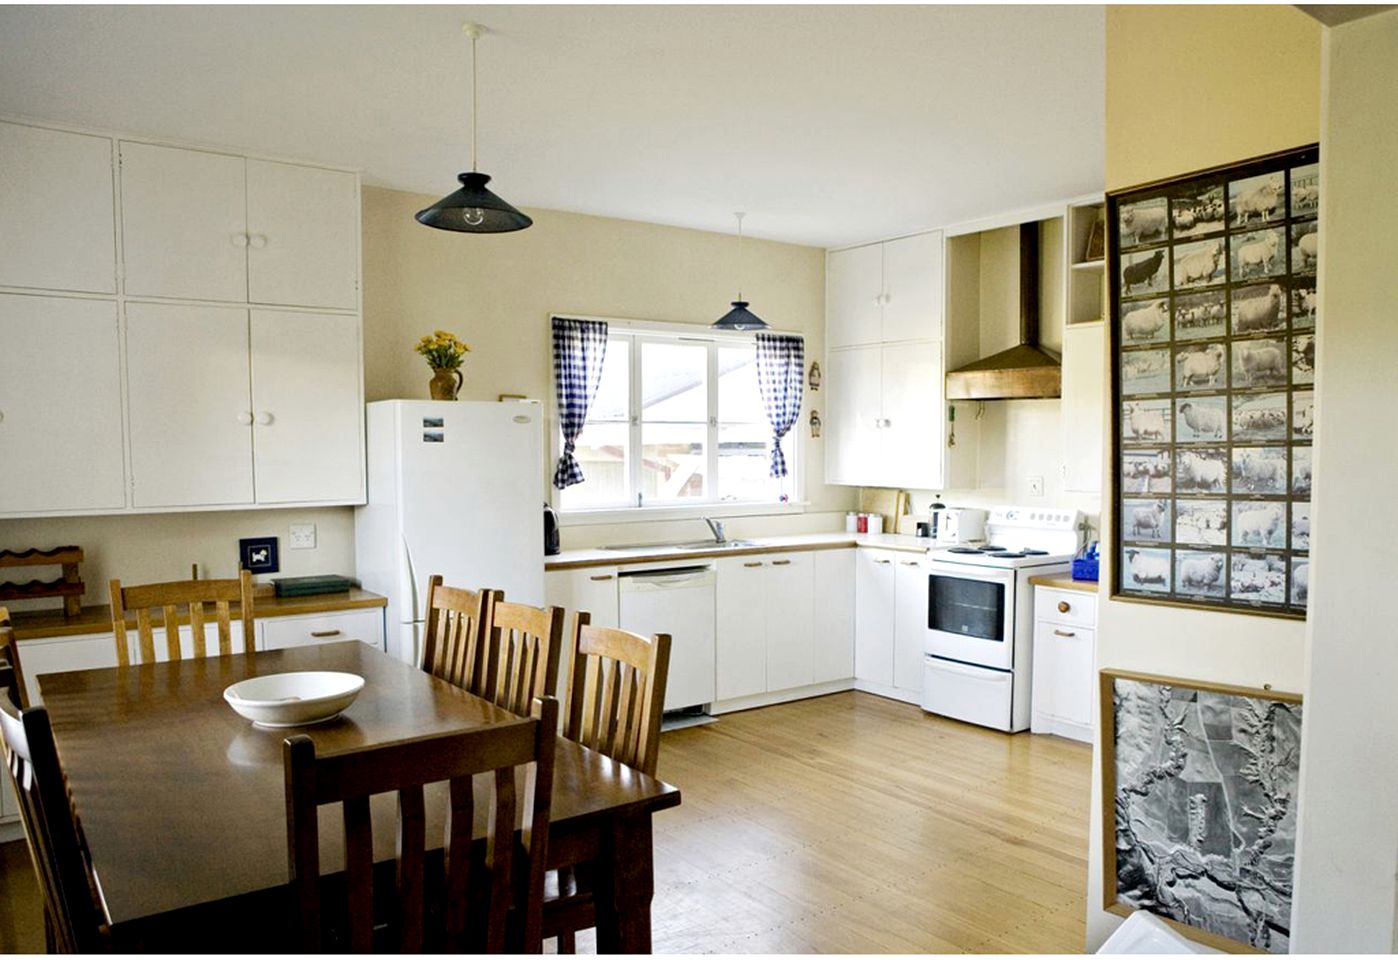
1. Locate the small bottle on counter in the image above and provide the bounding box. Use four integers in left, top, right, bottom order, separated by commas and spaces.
845, 511, 859, 533
856, 513, 869, 533
867, 514, 884, 534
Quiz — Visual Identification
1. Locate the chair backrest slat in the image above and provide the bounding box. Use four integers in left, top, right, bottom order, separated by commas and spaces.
564, 612, 672, 776
0, 607, 29, 709
109, 572, 255, 666
485, 601, 564, 716
420, 576, 498, 696
284, 697, 558, 953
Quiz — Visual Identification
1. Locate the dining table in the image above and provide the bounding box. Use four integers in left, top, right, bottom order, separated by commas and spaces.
38, 640, 681, 952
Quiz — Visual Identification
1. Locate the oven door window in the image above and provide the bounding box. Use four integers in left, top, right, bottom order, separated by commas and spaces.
929, 575, 1006, 642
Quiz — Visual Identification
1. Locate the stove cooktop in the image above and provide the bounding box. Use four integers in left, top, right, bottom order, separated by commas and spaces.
934, 546, 1075, 569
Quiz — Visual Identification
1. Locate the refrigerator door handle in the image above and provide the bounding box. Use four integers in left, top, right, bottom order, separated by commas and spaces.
402, 535, 421, 624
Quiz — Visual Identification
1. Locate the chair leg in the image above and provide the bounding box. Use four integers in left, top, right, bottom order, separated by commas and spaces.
44, 909, 57, 953
559, 929, 577, 954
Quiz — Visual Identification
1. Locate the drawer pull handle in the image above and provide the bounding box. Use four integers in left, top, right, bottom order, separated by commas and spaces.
771, 560, 791, 566
1057, 600, 1071, 613
873, 558, 892, 565
743, 561, 764, 568
310, 629, 343, 638
900, 560, 920, 567
1053, 629, 1076, 638
588, 574, 615, 581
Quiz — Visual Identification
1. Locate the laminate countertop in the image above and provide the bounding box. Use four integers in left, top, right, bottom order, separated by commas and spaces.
546, 531, 937, 571
10, 588, 387, 641
1027, 575, 1099, 594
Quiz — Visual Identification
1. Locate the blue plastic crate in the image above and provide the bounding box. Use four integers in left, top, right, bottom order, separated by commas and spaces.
1072, 541, 1100, 582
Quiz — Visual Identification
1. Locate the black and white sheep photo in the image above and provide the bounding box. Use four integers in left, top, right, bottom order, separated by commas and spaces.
1230, 554, 1287, 605
1290, 281, 1317, 329
1172, 238, 1225, 289
1291, 333, 1315, 385
1122, 399, 1172, 444
1292, 390, 1315, 439
1232, 337, 1288, 388
1232, 392, 1288, 442
1170, 184, 1225, 239
1177, 446, 1228, 493
1292, 446, 1312, 498
1176, 396, 1228, 441
1291, 163, 1319, 217
1231, 446, 1288, 494
1121, 298, 1170, 344
1231, 500, 1286, 549
1175, 499, 1228, 545
1174, 342, 1226, 391
1230, 283, 1286, 336
1292, 503, 1311, 551
1121, 347, 1170, 395
1229, 171, 1285, 228
1122, 547, 1171, 594
1123, 499, 1171, 543
1175, 550, 1227, 598
1120, 248, 1168, 296
1173, 289, 1226, 341
1119, 196, 1170, 249
1291, 559, 1309, 607
1230, 227, 1287, 281
1122, 449, 1172, 494
1290, 220, 1319, 275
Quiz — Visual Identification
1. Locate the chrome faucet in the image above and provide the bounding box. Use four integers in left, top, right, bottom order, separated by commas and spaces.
703, 517, 727, 544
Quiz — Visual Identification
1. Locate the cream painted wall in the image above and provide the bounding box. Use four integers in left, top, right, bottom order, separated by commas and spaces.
1290, 9, 1398, 951
1087, 5, 1322, 950
360, 186, 853, 548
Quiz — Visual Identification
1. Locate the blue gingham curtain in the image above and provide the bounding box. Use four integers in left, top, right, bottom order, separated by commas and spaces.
755, 333, 805, 478
552, 317, 609, 489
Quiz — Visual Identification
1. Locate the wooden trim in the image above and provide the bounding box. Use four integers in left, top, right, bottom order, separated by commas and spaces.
1026, 575, 1098, 593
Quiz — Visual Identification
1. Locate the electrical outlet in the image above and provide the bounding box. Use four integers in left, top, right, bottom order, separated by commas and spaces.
289, 523, 317, 550
1028, 475, 1045, 497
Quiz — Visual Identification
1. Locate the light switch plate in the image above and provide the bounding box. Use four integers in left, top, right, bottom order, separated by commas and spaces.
289, 523, 317, 550
1028, 475, 1045, 497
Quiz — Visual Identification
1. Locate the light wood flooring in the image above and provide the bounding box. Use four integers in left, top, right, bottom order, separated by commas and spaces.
0, 691, 1092, 954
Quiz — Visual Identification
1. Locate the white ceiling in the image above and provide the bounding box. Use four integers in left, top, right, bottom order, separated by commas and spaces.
0, 5, 1104, 248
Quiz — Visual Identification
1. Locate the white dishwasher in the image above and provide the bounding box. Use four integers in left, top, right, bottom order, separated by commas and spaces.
618, 563, 716, 711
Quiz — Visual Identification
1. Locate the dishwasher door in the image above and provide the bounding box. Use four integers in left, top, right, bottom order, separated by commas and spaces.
618, 564, 716, 711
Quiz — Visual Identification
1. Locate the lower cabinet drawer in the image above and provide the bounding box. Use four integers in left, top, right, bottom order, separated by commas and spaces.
1034, 588, 1097, 629
260, 609, 385, 651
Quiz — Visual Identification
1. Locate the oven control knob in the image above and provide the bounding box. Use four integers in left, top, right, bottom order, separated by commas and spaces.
1058, 600, 1071, 613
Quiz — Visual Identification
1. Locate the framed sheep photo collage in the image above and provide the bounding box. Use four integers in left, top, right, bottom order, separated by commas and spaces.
1109, 145, 1318, 619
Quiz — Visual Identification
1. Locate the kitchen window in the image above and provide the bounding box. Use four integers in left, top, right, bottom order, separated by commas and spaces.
556, 324, 800, 513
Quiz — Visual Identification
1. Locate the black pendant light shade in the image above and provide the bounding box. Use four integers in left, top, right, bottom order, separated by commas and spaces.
713, 300, 767, 331
415, 172, 533, 233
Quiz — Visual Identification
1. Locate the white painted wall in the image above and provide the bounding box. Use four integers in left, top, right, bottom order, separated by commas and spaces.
1290, 10, 1398, 951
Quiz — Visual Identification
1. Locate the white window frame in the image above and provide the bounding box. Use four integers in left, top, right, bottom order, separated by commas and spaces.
549, 314, 807, 525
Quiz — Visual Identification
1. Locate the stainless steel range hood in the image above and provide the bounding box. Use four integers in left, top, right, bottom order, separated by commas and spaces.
945, 222, 1062, 400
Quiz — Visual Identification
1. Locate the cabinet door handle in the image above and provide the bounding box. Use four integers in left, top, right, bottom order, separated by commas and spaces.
1057, 600, 1071, 613
588, 574, 614, 581
771, 559, 791, 566
230, 232, 249, 248
237, 411, 253, 426
743, 561, 764, 568
310, 629, 343, 638
255, 411, 274, 426
873, 558, 892, 565
1053, 629, 1076, 638
249, 233, 269, 249
900, 560, 920, 567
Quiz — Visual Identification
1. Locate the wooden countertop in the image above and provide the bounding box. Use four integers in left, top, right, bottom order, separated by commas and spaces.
11, 588, 387, 641
1028, 575, 1099, 594
545, 531, 934, 570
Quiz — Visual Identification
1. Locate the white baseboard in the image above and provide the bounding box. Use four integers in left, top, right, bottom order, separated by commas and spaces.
710, 678, 855, 715
1031, 713, 1093, 743
851, 678, 923, 706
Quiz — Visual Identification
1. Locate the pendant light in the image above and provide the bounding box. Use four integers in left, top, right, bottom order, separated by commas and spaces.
712, 212, 768, 331
416, 23, 533, 234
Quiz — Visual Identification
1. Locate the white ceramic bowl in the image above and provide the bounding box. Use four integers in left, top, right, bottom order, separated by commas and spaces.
223, 671, 365, 728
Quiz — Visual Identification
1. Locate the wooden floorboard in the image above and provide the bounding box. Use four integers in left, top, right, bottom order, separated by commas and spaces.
0, 690, 1092, 954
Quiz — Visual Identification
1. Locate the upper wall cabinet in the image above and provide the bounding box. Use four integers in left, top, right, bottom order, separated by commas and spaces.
0, 122, 116, 294
120, 143, 358, 310
826, 232, 944, 348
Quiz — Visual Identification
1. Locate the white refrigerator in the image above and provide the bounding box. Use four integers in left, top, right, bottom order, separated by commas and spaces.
355, 400, 545, 665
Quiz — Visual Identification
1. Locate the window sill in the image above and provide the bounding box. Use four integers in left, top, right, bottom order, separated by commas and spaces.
557, 501, 809, 527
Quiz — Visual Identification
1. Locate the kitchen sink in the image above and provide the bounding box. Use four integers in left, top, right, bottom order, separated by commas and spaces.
600, 539, 761, 551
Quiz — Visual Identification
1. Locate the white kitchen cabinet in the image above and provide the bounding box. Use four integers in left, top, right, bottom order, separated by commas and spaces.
1061, 322, 1105, 494
826, 242, 884, 348
545, 567, 620, 631
715, 557, 769, 700
892, 554, 929, 692
249, 309, 363, 504
811, 549, 855, 683
825, 346, 882, 487
0, 295, 127, 514
245, 160, 359, 311
125, 302, 255, 508
764, 554, 815, 692
1031, 586, 1097, 742
119, 141, 249, 303
880, 232, 944, 343
854, 548, 896, 687
879, 340, 944, 488
0, 122, 116, 294
259, 609, 384, 651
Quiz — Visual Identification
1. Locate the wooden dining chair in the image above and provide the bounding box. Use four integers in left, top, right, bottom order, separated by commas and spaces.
481, 600, 565, 717
109, 570, 255, 666
0, 690, 108, 953
0, 606, 28, 708
283, 696, 559, 953
419, 575, 500, 695
546, 614, 672, 951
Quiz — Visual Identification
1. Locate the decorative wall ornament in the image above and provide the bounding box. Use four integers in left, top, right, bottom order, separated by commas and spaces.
808, 360, 822, 391
1110, 145, 1317, 619
808, 409, 821, 438
1100, 669, 1302, 953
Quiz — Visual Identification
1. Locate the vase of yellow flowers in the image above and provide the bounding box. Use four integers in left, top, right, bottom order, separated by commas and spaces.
415, 330, 471, 401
